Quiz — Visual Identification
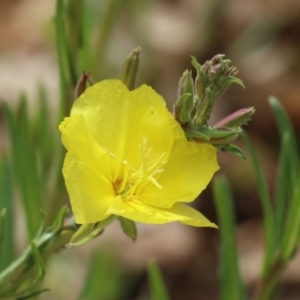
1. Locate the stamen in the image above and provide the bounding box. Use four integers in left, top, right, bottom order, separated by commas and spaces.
139, 143, 147, 174
113, 137, 167, 200
148, 152, 166, 173
147, 176, 163, 189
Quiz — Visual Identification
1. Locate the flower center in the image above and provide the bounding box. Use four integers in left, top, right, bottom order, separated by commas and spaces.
111, 138, 166, 201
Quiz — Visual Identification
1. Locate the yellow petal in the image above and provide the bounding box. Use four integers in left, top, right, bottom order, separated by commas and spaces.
123, 84, 174, 168
60, 114, 117, 224
60, 114, 115, 182
71, 80, 129, 160
168, 113, 186, 141
140, 140, 219, 208
112, 200, 217, 228
63, 152, 115, 224
70, 80, 174, 169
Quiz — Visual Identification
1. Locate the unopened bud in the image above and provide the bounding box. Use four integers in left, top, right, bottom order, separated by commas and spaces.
214, 107, 255, 128
189, 55, 245, 126
178, 70, 194, 98
184, 125, 241, 146
173, 93, 194, 124
75, 71, 93, 99
119, 46, 141, 90
67, 215, 116, 248
173, 70, 195, 124
191, 56, 205, 100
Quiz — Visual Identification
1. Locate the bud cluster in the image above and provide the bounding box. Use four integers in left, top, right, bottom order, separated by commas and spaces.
173, 55, 254, 158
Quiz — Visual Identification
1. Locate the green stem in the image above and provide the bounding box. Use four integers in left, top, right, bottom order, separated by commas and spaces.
252, 258, 284, 300
0, 222, 76, 297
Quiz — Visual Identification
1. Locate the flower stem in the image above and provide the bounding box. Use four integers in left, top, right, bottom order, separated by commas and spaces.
252, 258, 285, 300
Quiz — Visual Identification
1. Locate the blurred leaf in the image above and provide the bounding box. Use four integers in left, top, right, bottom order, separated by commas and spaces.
33, 84, 53, 181
269, 96, 299, 182
55, 0, 73, 92
66, 0, 84, 78
3, 99, 42, 239
0, 158, 15, 271
0, 209, 6, 256
268, 97, 300, 262
213, 177, 246, 300
91, 0, 124, 78
148, 260, 169, 300
273, 132, 290, 248
80, 252, 122, 300
242, 132, 274, 274
16, 288, 50, 300
118, 217, 137, 241
230, 18, 280, 55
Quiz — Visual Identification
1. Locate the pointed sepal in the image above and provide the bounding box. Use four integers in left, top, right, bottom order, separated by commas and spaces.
221, 143, 247, 159
118, 217, 137, 242
67, 215, 117, 248
119, 47, 141, 90
75, 71, 93, 99
214, 107, 255, 128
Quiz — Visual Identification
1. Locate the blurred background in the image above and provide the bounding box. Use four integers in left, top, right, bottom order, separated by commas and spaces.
1, 0, 300, 299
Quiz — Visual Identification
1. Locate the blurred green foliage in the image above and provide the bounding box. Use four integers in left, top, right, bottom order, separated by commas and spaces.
0, 0, 300, 299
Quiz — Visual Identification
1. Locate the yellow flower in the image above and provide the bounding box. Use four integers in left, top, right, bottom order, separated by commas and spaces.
59, 80, 219, 227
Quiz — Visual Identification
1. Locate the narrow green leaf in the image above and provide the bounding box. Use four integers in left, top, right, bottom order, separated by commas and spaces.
29, 241, 45, 284
55, 0, 73, 89
118, 217, 137, 241
16, 288, 50, 300
280, 184, 300, 262
91, 0, 124, 78
3, 99, 42, 239
34, 84, 53, 183
268, 96, 299, 168
213, 177, 246, 300
79, 0, 95, 71
268, 97, 300, 262
0, 209, 6, 255
46, 206, 69, 234
0, 158, 15, 271
55, 0, 77, 122
273, 132, 290, 248
241, 132, 274, 274
80, 253, 122, 300
221, 143, 247, 159
148, 260, 170, 300
65, 0, 84, 80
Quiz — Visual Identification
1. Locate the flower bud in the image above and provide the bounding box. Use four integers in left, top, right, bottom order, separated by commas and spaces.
214, 107, 255, 128
174, 70, 195, 124
190, 55, 245, 126
75, 71, 93, 99
119, 46, 141, 90
173, 93, 194, 124
178, 70, 194, 98
183, 125, 241, 146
